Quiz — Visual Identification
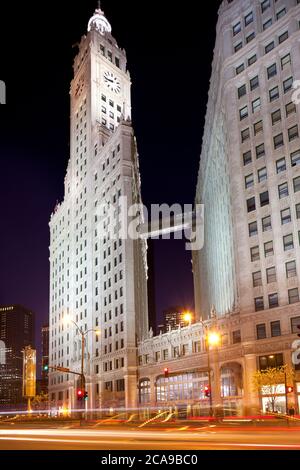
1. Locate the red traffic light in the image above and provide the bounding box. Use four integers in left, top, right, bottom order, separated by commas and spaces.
164, 368, 169, 378
77, 390, 83, 400
204, 386, 211, 398
286, 386, 294, 394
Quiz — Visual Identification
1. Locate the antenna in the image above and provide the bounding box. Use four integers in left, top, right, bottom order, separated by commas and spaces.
97, 0, 101, 9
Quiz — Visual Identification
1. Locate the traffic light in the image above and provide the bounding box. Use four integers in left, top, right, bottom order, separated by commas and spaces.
77, 389, 83, 401
164, 368, 169, 378
84, 391, 88, 401
204, 386, 211, 398
43, 365, 49, 372
286, 386, 294, 394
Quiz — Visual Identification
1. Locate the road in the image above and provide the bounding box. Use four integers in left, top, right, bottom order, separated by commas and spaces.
1, 424, 300, 450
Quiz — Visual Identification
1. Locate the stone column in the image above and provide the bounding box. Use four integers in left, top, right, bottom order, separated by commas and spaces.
125, 372, 138, 410
243, 354, 260, 415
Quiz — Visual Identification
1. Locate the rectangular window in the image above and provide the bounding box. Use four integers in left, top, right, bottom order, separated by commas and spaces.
245, 12, 254, 26
276, 158, 286, 174
265, 41, 275, 54
283, 234, 294, 251
267, 266, 276, 284
271, 321, 281, 338
267, 64, 277, 79
236, 64, 245, 75
276, 8, 286, 20
274, 133, 284, 149
269, 293, 279, 308
259, 353, 283, 371
245, 174, 254, 189
288, 125, 299, 142
271, 109, 281, 125
289, 288, 299, 304
286, 102, 296, 116
294, 176, 300, 193
269, 86, 279, 102
296, 203, 300, 219
260, 191, 269, 207
250, 76, 259, 91
242, 128, 250, 142
107, 50, 113, 62
238, 84, 247, 98
256, 143, 265, 159
281, 53, 291, 69
258, 167, 267, 183
283, 77, 293, 93
246, 32, 255, 43
278, 182, 289, 199
248, 54, 257, 66
115, 57, 120, 68
251, 246, 260, 262
252, 98, 261, 113
255, 297, 264, 312
279, 31, 289, 44
281, 208, 291, 225
253, 271, 262, 287
233, 22, 241, 35
249, 221, 258, 237
240, 106, 248, 120
262, 216, 272, 232
257, 323, 267, 339
243, 150, 252, 165
264, 241, 274, 257
235, 42, 243, 53
291, 317, 300, 334
261, 0, 270, 13
286, 260, 297, 278
254, 120, 263, 135
247, 197, 256, 212
232, 330, 241, 344
263, 18, 272, 30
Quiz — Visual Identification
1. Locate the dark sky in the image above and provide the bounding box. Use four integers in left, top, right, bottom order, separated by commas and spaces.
0, 1, 220, 361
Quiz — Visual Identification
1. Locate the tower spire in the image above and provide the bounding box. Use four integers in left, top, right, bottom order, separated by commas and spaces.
97, 1, 101, 10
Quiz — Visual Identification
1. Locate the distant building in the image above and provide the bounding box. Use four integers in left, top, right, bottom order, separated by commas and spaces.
162, 307, 189, 333
41, 325, 49, 394
0, 305, 35, 408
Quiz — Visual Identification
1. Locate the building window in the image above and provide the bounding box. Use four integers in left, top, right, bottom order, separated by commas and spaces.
249, 221, 258, 237
248, 54, 257, 66
286, 260, 297, 279
256, 143, 265, 159
259, 353, 283, 371
269, 293, 279, 309
260, 191, 269, 207
240, 106, 248, 120
245, 12, 254, 26
250, 76, 259, 91
296, 203, 300, 219
155, 351, 161, 362
253, 271, 262, 287
266, 267, 276, 284
258, 167, 267, 183
257, 324, 267, 340
271, 321, 281, 337
281, 53, 291, 69
276, 158, 286, 174
261, 0, 270, 13
283, 234, 294, 251
291, 317, 300, 334
116, 379, 125, 392
236, 64, 245, 75
281, 208, 291, 225
271, 109, 281, 125
264, 241, 274, 257
246, 32, 255, 43
288, 125, 299, 142
232, 330, 241, 344
235, 42, 243, 53
279, 31, 289, 44
233, 22, 241, 35
243, 150, 252, 165
267, 63, 277, 79
286, 102, 296, 117
252, 98, 261, 113
238, 84, 246, 98
265, 41, 275, 54
278, 182, 289, 199
262, 216, 272, 232
241, 128, 250, 142
245, 174, 254, 189
289, 288, 299, 304
247, 197, 256, 213
283, 77, 293, 93
251, 246, 260, 262
294, 177, 300, 193
255, 297, 264, 312
269, 86, 279, 102
263, 18, 272, 30
276, 8, 286, 20
274, 133, 284, 149
254, 120, 263, 135
163, 349, 169, 360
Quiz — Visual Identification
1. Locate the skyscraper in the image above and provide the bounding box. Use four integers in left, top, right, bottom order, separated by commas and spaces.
0, 305, 35, 408
194, 0, 300, 322
49, 5, 148, 411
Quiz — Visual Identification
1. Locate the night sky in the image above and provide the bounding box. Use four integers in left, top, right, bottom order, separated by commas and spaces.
0, 1, 220, 361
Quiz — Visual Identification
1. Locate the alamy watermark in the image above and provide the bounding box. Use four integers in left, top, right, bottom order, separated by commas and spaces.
0, 80, 6, 104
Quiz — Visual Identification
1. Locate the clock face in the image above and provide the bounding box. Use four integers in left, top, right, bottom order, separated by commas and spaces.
103, 71, 121, 94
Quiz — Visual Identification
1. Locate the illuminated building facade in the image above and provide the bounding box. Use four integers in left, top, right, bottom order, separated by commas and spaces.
49, 6, 148, 411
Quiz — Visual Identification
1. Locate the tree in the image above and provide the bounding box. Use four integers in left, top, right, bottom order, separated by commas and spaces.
31, 392, 49, 410
253, 365, 295, 413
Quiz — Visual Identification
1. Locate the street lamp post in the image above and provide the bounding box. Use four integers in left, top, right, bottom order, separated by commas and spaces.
200, 321, 221, 417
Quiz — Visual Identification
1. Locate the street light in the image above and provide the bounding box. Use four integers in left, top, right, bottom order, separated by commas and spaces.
182, 312, 193, 326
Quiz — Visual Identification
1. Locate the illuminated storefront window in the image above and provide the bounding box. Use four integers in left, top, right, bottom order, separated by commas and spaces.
139, 379, 151, 404
155, 372, 208, 403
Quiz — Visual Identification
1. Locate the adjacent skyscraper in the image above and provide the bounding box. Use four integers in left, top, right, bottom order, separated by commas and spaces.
49, 6, 148, 410
194, 0, 300, 323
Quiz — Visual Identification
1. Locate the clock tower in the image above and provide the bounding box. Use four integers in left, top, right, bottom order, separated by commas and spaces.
49, 5, 148, 412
